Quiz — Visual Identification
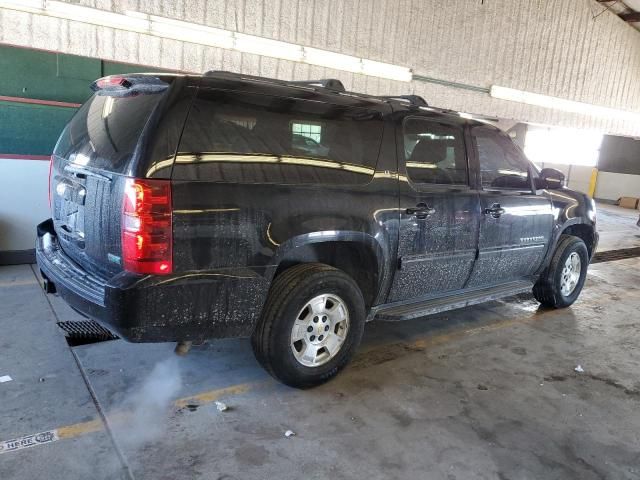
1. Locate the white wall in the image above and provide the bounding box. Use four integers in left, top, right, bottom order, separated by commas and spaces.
0, 159, 49, 251
566, 166, 595, 195
595, 171, 640, 201
1, 0, 640, 136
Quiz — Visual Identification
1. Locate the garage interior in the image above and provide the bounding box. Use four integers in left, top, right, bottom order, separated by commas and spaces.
1, 1, 640, 479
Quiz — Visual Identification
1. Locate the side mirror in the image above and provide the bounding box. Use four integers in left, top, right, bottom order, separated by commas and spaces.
538, 168, 565, 189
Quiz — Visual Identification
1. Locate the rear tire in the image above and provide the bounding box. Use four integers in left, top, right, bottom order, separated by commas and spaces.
533, 234, 589, 308
251, 263, 365, 388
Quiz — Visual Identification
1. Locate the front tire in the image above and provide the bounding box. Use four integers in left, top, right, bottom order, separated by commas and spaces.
533, 234, 589, 308
251, 263, 365, 388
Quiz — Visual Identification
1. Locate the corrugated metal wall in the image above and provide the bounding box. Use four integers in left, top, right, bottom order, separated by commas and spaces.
1, 0, 639, 135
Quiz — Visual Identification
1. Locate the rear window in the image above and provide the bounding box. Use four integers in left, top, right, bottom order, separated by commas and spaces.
54, 91, 166, 174
174, 89, 384, 184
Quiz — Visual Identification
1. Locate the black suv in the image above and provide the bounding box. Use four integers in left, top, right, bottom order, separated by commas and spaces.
37, 72, 598, 387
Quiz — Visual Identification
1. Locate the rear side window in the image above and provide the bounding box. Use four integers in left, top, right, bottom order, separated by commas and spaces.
54, 92, 166, 174
402, 118, 468, 186
174, 89, 384, 184
473, 127, 532, 191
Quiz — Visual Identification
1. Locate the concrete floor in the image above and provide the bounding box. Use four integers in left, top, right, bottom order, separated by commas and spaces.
595, 203, 640, 251
1, 204, 639, 480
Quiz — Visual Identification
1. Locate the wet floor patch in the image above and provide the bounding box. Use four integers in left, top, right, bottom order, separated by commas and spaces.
592, 246, 640, 263
543, 372, 640, 397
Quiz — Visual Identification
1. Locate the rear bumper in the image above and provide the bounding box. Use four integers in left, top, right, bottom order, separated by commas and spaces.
36, 219, 270, 342
36, 220, 108, 321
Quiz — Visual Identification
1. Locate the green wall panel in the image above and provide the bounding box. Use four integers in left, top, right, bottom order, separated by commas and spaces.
102, 61, 165, 76
0, 45, 97, 104
0, 102, 76, 156
0, 45, 172, 156
58, 53, 102, 82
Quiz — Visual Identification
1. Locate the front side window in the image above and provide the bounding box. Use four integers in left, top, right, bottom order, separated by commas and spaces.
403, 118, 468, 186
473, 128, 532, 190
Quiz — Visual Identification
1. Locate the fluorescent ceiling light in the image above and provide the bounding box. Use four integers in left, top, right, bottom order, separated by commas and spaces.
235, 33, 303, 62
361, 59, 412, 82
0, 1, 413, 82
305, 48, 412, 82
47, 1, 148, 32
491, 85, 640, 124
0, 0, 43, 13
147, 14, 233, 49
304, 48, 364, 74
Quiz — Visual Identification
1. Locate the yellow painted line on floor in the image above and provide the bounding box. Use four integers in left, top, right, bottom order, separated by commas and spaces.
56, 419, 104, 439
0, 294, 613, 456
414, 314, 550, 351
2, 262, 635, 455
355, 312, 548, 364
0, 307, 561, 456
410, 318, 526, 350
173, 382, 252, 409
0, 382, 257, 455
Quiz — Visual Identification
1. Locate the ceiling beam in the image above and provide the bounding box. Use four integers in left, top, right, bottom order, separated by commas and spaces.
620, 11, 640, 21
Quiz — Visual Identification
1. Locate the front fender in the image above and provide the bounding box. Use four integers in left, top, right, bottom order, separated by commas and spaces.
540, 189, 597, 270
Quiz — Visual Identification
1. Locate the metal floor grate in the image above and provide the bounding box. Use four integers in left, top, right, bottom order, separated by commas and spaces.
592, 247, 640, 264
57, 320, 118, 346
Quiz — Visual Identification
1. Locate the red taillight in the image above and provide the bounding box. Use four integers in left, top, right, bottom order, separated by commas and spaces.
122, 178, 172, 275
48, 155, 53, 209
92, 75, 132, 91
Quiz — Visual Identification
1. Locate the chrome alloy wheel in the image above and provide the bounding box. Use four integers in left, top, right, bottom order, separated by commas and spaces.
290, 294, 350, 367
560, 252, 581, 297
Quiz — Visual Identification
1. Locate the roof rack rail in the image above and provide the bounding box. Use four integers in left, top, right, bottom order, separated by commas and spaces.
288, 79, 345, 91
203, 70, 345, 92
377, 94, 428, 106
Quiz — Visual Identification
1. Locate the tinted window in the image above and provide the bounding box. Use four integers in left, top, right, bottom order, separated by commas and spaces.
403, 118, 467, 185
474, 128, 532, 190
176, 89, 383, 184
54, 91, 166, 174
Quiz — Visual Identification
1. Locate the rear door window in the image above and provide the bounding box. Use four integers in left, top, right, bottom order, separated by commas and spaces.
174, 89, 384, 184
402, 118, 468, 186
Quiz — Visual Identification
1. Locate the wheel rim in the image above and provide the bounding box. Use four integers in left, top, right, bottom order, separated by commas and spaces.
290, 294, 350, 367
560, 252, 582, 297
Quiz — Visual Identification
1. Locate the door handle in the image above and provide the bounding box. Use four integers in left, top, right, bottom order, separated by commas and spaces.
406, 203, 436, 219
484, 203, 505, 218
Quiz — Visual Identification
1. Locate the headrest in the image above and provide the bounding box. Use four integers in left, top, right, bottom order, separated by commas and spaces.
409, 139, 447, 164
